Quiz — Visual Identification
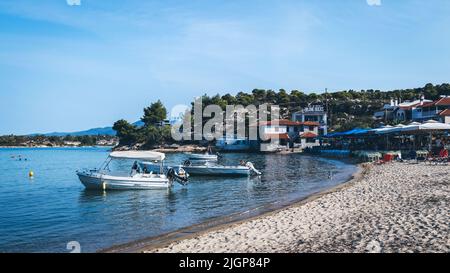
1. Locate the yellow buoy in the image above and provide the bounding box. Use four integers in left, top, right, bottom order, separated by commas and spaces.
29, 171, 34, 178
102, 182, 106, 191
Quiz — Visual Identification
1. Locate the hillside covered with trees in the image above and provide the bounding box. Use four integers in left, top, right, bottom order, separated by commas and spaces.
113, 83, 450, 148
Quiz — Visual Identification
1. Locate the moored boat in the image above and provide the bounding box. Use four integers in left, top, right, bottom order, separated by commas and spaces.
76, 151, 188, 190
186, 146, 220, 161
182, 160, 261, 177
187, 153, 219, 161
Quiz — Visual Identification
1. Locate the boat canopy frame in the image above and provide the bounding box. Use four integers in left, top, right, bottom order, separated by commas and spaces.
109, 151, 165, 161
97, 151, 166, 174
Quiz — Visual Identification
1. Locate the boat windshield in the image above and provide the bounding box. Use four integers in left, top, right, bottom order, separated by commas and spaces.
100, 159, 162, 176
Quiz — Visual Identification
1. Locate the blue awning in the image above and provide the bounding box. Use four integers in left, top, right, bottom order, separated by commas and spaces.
344, 128, 371, 135
324, 128, 371, 138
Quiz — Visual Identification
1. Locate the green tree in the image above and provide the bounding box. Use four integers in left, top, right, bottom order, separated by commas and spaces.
113, 119, 140, 145
252, 89, 267, 105
210, 94, 227, 110
142, 100, 167, 126
141, 125, 172, 149
265, 90, 278, 104
277, 89, 290, 105
221, 93, 237, 105
235, 92, 254, 106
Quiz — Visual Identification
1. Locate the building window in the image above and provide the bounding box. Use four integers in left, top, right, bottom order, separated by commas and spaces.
306, 116, 318, 122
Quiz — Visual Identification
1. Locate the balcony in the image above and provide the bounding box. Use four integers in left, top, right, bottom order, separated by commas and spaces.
421, 110, 440, 118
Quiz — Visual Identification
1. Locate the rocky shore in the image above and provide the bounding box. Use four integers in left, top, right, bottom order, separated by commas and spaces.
147, 162, 449, 253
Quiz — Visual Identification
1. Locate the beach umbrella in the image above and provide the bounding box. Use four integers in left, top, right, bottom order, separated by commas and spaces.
400, 122, 450, 133
400, 122, 450, 151
420, 122, 450, 131
399, 123, 421, 133
376, 124, 405, 135
372, 125, 394, 134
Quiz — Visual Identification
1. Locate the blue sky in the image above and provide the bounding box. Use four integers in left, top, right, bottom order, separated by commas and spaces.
1, 0, 449, 135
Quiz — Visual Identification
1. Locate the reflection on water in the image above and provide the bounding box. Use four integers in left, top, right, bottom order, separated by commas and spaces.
0, 147, 356, 252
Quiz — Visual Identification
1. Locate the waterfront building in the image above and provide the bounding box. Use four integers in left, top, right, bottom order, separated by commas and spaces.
439, 109, 450, 124
292, 104, 328, 136
258, 119, 320, 151
413, 96, 450, 123
373, 96, 450, 124
373, 97, 432, 123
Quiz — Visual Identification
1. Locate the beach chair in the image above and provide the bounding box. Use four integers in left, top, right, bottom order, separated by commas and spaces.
437, 149, 449, 165
383, 154, 394, 163
425, 149, 447, 165
416, 153, 427, 164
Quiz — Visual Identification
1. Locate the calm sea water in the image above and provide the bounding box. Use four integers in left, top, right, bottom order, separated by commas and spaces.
0, 147, 357, 253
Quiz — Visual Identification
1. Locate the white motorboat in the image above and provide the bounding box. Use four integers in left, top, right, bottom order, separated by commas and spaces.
187, 153, 219, 161
76, 151, 188, 190
182, 161, 261, 177
215, 137, 252, 152
187, 146, 220, 161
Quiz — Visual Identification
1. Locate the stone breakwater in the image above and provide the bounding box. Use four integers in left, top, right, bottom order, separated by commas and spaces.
147, 162, 449, 253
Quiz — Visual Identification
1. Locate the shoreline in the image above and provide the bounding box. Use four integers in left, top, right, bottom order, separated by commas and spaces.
103, 161, 449, 253
144, 162, 449, 253
0, 145, 114, 149
101, 163, 365, 253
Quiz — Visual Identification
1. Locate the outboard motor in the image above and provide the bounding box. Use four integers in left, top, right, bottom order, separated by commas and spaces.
246, 162, 262, 176
166, 167, 189, 185
183, 160, 192, 166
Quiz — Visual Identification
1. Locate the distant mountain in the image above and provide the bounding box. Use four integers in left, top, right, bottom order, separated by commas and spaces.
40, 126, 117, 137
31, 121, 144, 137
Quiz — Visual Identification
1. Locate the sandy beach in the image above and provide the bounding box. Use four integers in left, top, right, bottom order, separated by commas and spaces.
147, 162, 449, 253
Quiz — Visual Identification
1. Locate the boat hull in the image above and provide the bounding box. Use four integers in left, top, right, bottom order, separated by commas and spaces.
77, 173, 171, 190
182, 166, 250, 177
187, 154, 218, 161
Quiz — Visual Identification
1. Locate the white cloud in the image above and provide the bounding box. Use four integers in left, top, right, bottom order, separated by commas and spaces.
367, 0, 382, 6
66, 0, 81, 6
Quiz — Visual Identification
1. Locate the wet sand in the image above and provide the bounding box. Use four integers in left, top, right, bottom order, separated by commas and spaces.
146, 162, 449, 253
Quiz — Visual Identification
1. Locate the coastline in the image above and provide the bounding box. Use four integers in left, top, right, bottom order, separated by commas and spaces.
152, 145, 207, 153
0, 145, 114, 149
101, 163, 364, 253
105, 161, 449, 253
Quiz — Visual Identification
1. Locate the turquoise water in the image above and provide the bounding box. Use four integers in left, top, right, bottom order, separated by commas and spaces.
0, 147, 357, 253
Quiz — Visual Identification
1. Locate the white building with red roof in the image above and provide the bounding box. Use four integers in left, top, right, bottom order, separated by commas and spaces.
414, 96, 450, 123
292, 104, 328, 136
374, 97, 432, 122
373, 96, 450, 124
439, 109, 450, 124
258, 119, 320, 150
